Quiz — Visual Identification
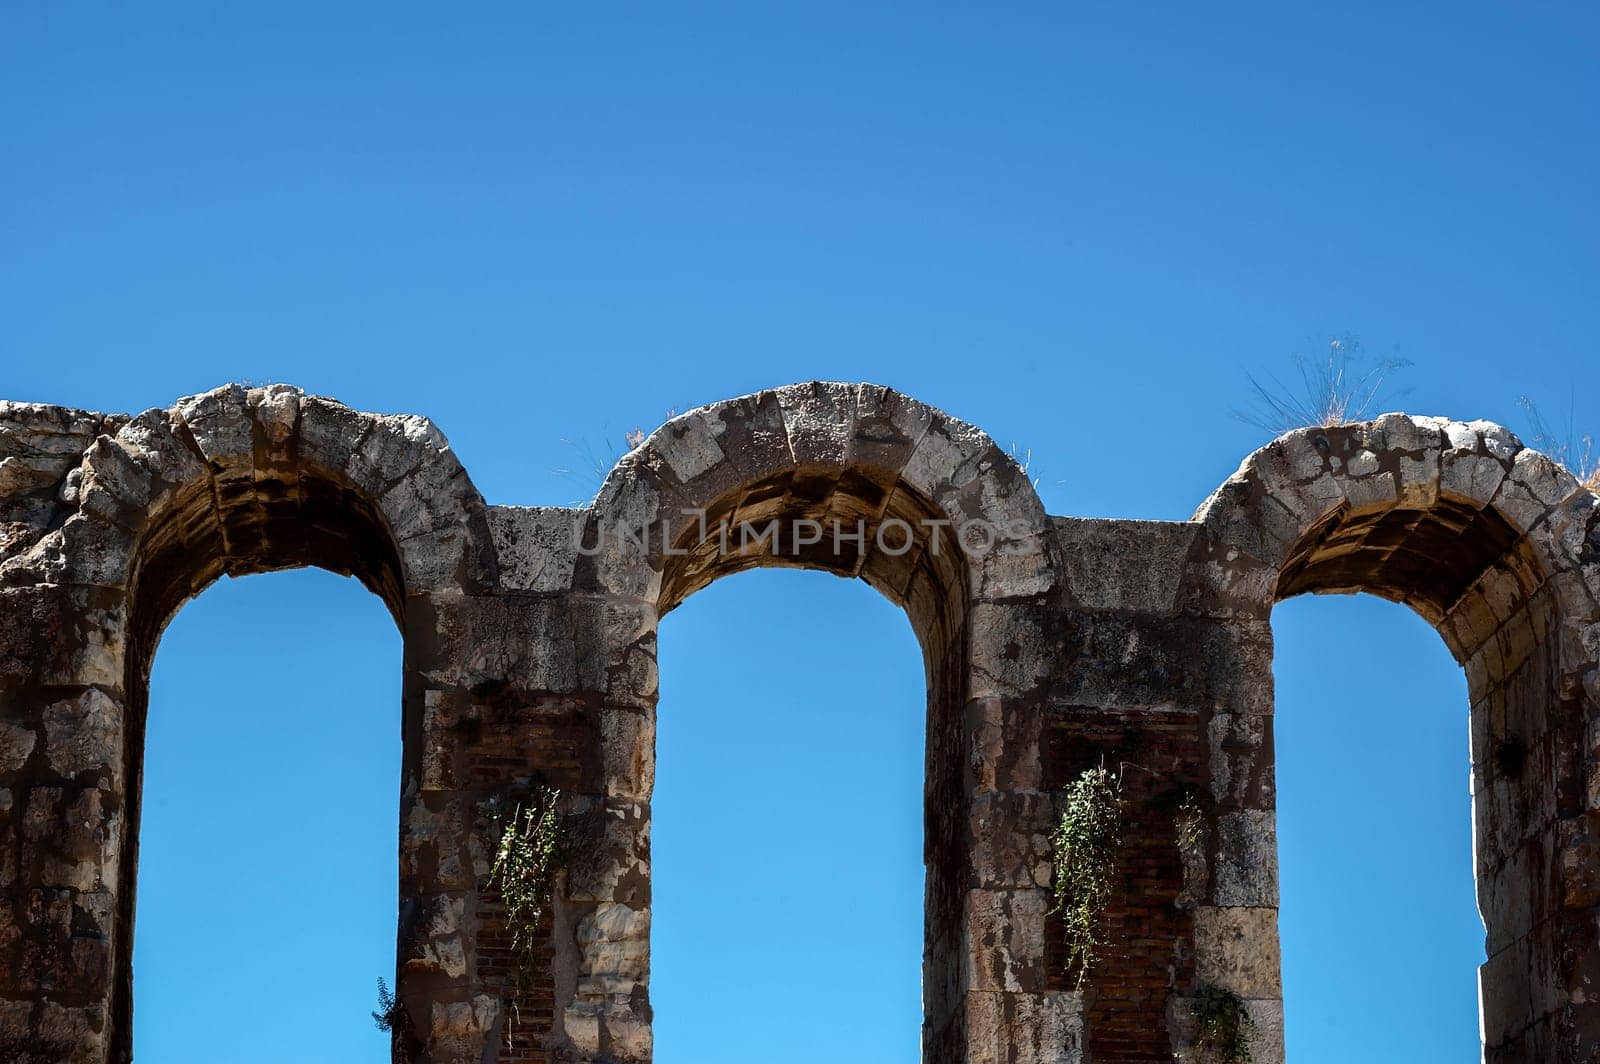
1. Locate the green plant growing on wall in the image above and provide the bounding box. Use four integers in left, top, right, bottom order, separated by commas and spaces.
490, 787, 565, 965
1050, 764, 1125, 988
372, 977, 403, 1034
1188, 984, 1255, 1063
487, 785, 567, 1015
1173, 785, 1213, 852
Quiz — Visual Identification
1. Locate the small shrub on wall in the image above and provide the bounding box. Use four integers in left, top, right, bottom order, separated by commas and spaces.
1049, 765, 1124, 988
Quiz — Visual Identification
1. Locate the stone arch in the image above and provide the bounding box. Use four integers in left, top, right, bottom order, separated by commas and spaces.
583, 381, 1051, 617
1188, 413, 1600, 1062
0, 384, 491, 1063
540, 381, 1063, 1063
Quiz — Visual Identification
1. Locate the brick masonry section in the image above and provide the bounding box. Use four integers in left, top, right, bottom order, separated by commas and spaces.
0, 385, 1597, 1063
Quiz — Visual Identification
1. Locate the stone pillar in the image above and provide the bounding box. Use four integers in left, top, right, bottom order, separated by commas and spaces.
0, 583, 128, 1064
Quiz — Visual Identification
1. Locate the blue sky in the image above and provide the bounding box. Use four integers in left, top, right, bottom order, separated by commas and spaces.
4, 4, 1598, 1061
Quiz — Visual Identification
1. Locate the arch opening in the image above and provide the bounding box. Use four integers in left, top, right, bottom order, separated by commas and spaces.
648, 469, 974, 1062
133, 567, 400, 1063
111, 405, 417, 1062
654, 568, 926, 1062
1271, 591, 1482, 1060
1271, 498, 1566, 1058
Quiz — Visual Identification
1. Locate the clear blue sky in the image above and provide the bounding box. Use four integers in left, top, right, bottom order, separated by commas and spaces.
5, 4, 1598, 1062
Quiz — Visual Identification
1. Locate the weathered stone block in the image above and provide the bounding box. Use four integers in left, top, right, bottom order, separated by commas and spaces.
1051, 518, 1197, 614
1191, 906, 1281, 997
566, 799, 649, 908
1212, 810, 1278, 907
0, 586, 125, 693
40, 689, 121, 783
963, 989, 1083, 1064
488, 505, 580, 593
963, 888, 1048, 993
970, 791, 1054, 890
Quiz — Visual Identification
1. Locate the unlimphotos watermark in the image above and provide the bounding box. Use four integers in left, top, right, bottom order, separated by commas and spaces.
567, 509, 1033, 559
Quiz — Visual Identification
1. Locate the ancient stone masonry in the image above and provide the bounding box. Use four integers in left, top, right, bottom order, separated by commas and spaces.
0, 382, 1597, 1064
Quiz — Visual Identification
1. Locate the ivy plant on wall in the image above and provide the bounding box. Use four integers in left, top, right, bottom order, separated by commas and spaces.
485, 784, 568, 1035
1049, 764, 1125, 988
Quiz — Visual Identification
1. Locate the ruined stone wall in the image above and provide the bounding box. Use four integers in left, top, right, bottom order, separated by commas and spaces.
1, 382, 1597, 1064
